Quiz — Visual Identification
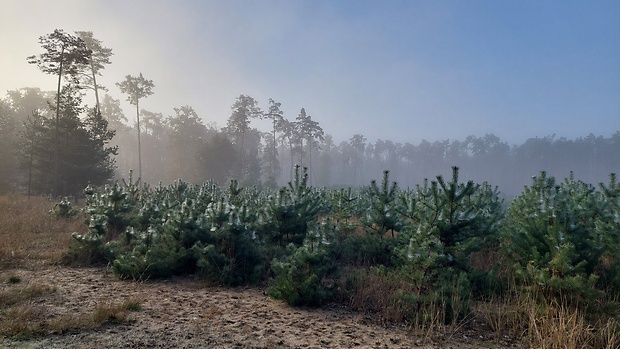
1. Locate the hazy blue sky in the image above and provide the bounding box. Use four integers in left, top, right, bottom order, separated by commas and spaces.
1, 0, 618, 145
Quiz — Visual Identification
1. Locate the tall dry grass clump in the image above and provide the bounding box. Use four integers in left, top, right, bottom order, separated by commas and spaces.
526, 293, 620, 349
473, 284, 620, 349
348, 267, 416, 324
346, 267, 467, 341
0, 194, 84, 269
527, 299, 590, 349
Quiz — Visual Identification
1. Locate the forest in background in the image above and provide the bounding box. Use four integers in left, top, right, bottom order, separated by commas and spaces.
0, 29, 617, 198
1, 84, 617, 198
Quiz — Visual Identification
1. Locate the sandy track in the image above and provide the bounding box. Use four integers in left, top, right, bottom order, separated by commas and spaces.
0, 266, 507, 349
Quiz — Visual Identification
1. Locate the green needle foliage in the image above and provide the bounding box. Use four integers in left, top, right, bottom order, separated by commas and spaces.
503, 171, 614, 305
393, 166, 505, 323
597, 173, 620, 292
362, 170, 403, 239
269, 245, 336, 307
61, 165, 618, 326
262, 166, 326, 248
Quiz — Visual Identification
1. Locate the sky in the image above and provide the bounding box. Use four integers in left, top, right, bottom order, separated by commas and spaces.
1, 0, 619, 145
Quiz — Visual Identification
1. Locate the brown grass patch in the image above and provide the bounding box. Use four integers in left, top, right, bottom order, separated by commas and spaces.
0, 282, 63, 338
0, 195, 142, 339
346, 267, 449, 341
348, 267, 413, 323
93, 302, 129, 325
473, 287, 620, 349
1, 304, 100, 338
0, 290, 139, 339
473, 293, 528, 342
121, 297, 142, 312
524, 298, 620, 349
0, 194, 85, 269
0, 283, 56, 308
91, 298, 142, 326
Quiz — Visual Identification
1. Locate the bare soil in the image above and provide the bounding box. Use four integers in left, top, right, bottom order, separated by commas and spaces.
0, 265, 516, 349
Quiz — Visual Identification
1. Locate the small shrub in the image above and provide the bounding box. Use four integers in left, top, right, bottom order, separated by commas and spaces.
360, 170, 403, 239
192, 199, 265, 286
503, 172, 610, 306
269, 245, 335, 307
263, 166, 327, 248
50, 197, 79, 218
61, 215, 114, 266
112, 232, 185, 280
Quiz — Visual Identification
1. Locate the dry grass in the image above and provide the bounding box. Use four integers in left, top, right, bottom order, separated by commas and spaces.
1, 304, 97, 338
348, 267, 412, 323
347, 267, 449, 341
0, 278, 140, 339
92, 297, 142, 326
524, 297, 620, 349
0, 194, 85, 269
121, 297, 143, 312
599, 319, 620, 349
527, 299, 591, 349
1, 301, 138, 339
0, 194, 142, 339
352, 265, 620, 348
0, 280, 79, 338
473, 286, 620, 349
473, 281, 529, 342
92, 302, 129, 324
0, 283, 56, 308
1, 304, 49, 338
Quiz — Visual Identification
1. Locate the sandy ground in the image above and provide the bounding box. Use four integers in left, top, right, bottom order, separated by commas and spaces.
0, 266, 516, 349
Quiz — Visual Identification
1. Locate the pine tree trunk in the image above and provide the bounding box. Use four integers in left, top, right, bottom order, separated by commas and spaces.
307, 138, 313, 184
53, 46, 65, 197
27, 136, 34, 198
240, 131, 245, 180
299, 139, 304, 169
289, 141, 294, 182
136, 100, 142, 181
272, 119, 277, 181
90, 59, 101, 115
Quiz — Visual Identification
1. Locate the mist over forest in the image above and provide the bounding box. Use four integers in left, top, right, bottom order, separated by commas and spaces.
0, 29, 618, 199
1, 5, 620, 344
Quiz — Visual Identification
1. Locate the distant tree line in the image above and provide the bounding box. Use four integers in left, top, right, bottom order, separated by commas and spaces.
0, 29, 618, 198
2, 84, 617, 198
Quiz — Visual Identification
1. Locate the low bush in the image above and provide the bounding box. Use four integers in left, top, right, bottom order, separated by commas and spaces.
269, 245, 336, 307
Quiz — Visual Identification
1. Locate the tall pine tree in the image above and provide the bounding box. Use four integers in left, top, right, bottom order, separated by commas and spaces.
17, 86, 117, 197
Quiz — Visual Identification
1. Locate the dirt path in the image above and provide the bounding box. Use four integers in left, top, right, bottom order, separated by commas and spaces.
0, 266, 511, 349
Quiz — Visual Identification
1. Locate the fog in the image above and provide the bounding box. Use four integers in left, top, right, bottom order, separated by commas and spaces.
0, 1, 619, 197
2, 1, 619, 144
